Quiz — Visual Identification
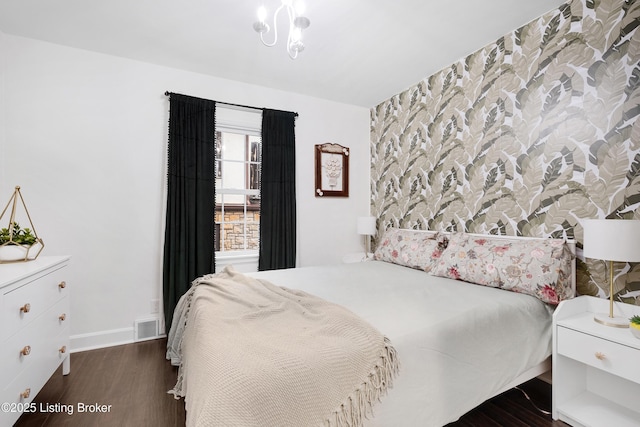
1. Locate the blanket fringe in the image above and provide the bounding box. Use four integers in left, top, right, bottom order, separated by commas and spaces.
166, 270, 252, 398
166, 274, 216, 398
326, 337, 400, 427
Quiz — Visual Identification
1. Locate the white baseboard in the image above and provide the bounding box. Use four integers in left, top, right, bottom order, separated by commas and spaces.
70, 327, 135, 353
71, 327, 168, 353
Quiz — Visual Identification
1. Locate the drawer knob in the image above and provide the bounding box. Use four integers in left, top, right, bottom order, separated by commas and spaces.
59, 346, 67, 354
595, 352, 606, 360
20, 388, 31, 399
58, 281, 67, 289
20, 303, 31, 313
21, 345, 32, 356
59, 313, 67, 321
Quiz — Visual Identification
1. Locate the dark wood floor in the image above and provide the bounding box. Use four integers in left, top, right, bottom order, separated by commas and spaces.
15, 339, 185, 427
15, 339, 567, 427
445, 379, 567, 427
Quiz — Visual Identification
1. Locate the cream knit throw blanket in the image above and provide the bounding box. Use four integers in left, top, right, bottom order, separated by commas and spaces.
167, 266, 399, 427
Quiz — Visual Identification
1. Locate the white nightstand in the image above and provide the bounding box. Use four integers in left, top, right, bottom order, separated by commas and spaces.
552, 295, 640, 427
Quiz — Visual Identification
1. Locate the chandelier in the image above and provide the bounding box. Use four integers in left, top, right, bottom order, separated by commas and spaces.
252, 0, 311, 60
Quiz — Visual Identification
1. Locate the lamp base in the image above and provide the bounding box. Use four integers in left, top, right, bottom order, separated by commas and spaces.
594, 313, 630, 328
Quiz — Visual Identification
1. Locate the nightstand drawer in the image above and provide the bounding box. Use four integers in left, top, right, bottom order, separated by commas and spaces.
557, 326, 640, 384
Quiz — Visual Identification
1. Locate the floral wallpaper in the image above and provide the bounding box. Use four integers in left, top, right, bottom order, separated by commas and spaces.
370, 0, 640, 302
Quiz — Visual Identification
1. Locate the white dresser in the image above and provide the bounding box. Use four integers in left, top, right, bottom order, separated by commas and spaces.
0, 256, 71, 426
552, 295, 640, 427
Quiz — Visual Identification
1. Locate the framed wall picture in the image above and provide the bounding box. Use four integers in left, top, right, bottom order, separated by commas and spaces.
315, 143, 349, 197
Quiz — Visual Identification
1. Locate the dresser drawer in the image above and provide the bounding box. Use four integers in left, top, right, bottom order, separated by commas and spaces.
557, 326, 640, 384
0, 296, 70, 388
2, 265, 68, 339
0, 327, 70, 427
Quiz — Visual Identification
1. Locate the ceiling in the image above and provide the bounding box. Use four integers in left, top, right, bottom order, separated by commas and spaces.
0, 0, 567, 107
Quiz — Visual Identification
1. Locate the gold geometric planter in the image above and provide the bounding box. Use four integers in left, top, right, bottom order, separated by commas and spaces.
0, 186, 45, 263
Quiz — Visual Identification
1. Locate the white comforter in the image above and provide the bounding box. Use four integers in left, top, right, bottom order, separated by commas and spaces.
249, 260, 554, 427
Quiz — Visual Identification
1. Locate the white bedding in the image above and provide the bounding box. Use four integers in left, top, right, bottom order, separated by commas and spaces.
248, 260, 555, 427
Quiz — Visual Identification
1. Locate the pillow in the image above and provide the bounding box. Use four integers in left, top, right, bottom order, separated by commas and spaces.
430, 233, 501, 287
431, 233, 573, 304
374, 228, 448, 272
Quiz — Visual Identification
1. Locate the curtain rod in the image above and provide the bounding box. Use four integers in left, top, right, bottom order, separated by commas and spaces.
164, 91, 298, 117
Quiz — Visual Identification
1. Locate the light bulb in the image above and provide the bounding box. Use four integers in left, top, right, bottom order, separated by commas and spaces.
291, 27, 302, 42
257, 6, 267, 22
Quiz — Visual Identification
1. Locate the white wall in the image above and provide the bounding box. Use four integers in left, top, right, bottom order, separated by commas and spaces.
0, 34, 370, 350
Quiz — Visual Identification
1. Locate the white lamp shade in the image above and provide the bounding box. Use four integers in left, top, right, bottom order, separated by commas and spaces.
357, 216, 376, 236
583, 219, 640, 262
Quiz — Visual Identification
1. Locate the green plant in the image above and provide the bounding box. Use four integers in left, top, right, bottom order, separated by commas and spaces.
631, 315, 640, 326
0, 222, 37, 246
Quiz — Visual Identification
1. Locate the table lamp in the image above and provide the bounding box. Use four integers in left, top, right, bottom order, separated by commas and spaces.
582, 219, 640, 327
357, 216, 376, 257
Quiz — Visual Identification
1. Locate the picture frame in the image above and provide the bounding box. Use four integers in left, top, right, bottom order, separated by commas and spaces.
315, 143, 349, 197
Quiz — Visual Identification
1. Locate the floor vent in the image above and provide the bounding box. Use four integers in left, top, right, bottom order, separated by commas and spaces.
134, 318, 160, 342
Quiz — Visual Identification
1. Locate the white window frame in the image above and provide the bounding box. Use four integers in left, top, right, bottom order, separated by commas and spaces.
215, 106, 262, 268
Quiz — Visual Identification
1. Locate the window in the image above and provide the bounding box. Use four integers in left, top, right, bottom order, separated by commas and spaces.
215, 111, 262, 255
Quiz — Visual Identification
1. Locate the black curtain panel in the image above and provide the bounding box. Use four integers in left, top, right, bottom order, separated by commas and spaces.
163, 94, 216, 328
258, 109, 297, 271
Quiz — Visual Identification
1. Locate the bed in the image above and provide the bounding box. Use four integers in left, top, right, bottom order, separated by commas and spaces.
167, 230, 576, 427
